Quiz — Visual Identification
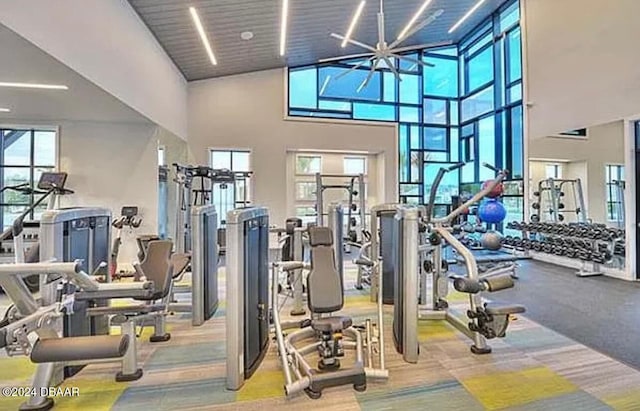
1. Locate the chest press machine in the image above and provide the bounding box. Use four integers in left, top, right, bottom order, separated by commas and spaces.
271, 225, 388, 399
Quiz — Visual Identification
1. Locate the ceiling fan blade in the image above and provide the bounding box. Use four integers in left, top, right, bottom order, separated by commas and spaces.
388, 9, 444, 50
330, 33, 378, 53
357, 63, 377, 93
391, 40, 452, 54
381, 55, 401, 80
335, 56, 376, 80
318, 52, 375, 64
391, 53, 435, 68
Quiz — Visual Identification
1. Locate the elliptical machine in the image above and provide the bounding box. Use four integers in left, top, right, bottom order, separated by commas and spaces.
109, 206, 142, 280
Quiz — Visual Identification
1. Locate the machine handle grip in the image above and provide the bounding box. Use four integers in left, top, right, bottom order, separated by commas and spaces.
447, 162, 466, 172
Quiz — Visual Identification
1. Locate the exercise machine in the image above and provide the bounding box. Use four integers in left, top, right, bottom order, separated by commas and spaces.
532, 178, 587, 223
225, 207, 270, 390
109, 206, 142, 280
173, 164, 252, 254
393, 163, 525, 361
168, 204, 218, 326
315, 173, 366, 243
271, 225, 388, 399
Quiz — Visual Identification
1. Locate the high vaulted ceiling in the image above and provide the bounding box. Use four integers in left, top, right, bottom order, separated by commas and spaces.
128, 0, 507, 81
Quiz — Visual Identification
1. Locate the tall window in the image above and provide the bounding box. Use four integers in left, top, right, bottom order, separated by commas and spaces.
209, 149, 252, 223
545, 164, 561, 179
287, 0, 523, 223
605, 164, 624, 222
0, 129, 57, 229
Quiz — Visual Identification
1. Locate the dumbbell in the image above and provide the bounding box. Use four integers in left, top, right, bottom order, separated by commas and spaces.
532, 203, 540, 210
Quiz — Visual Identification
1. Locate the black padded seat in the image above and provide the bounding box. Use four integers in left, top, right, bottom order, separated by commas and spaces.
312, 316, 352, 332
485, 303, 526, 315
31, 335, 129, 363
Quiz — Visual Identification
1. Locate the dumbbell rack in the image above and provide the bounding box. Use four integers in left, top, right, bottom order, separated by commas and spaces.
504, 222, 625, 277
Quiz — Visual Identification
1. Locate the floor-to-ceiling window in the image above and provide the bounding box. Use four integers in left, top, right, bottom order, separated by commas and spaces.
0, 128, 57, 229
287, 0, 523, 222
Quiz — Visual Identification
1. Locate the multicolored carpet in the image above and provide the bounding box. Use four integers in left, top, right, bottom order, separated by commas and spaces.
1, 266, 640, 410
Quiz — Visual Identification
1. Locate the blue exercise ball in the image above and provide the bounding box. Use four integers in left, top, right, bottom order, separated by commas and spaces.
478, 199, 507, 224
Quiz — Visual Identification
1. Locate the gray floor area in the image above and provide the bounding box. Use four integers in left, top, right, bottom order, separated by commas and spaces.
489, 259, 640, 370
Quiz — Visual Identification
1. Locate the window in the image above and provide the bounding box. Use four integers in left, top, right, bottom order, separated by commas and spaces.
295, 182, 316, 201
296, 155, 321, 174
158, 146, 166, 166
605, 165, 624, 222
343, 156, 366, 174
287, 0, 522, 209
545, 164, 561, 179
0, 128, 57, 229
559, 129, 587, 137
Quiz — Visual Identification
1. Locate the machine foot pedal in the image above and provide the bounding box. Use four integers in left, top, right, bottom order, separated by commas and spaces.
150, 333, 171, 343
19, 397, 54, 411
470, 345, 492, 355
115, 368, 143, 382
290, 309, 306, 316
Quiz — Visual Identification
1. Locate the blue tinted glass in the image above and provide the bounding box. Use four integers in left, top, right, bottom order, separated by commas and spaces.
383, 72, 397, 102
424, 99, 447, 124
399, 125, 409, 182
410, 151, 421, 182
500, 1, 520, 32
424, 57, 458, 97
400, 184, 421, 196
460, 21, 492, 51
478, 116, 496, 181
400, 106, 420, 123
462, 86, 494, 122
410, 125, 421, 149
424, 152, 448, 162
424, 164, 459, 203
289, 68, 317, 109
461, 124, 474, 137
424, 127, 447, 151
508, 83, 522, 103
467, 32, 492, 56
467, 47, 494, 92
450, 128, 459, 162
462, 161, 475, 183
427, 47, 458, 57
399, 53, 420, 72
353, 103, 396, 121
508, 28, 522, 82
450, 100, 459, 125
511, 105, 523, 178
399, 74, 420, 104
319, 67, 381, 101
318, 100, 351, 111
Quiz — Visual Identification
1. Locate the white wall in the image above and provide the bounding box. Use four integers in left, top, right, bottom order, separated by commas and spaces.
0, 0, 188, 139
188, 68, 398, 225
58, 121, 163, 266
529, 121, 624, 223
524, 0, 640, 138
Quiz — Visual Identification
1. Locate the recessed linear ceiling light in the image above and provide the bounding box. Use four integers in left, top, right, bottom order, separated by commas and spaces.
189, 6, 217, 66
0, 82, 68, 90
280, 0, 289, 56
448, 0, 486, 34
0, 108, 10, 112
397, 0, 433, 42
342, 1, 366, 48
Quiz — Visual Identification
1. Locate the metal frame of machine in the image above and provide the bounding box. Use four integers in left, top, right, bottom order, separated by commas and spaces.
225, 207, 270, 390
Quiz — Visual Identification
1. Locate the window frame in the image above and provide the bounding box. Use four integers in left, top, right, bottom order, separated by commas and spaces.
0, 127, 59, 229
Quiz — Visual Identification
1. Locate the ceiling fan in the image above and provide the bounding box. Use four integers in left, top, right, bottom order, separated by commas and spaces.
319, 0, 447, 88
